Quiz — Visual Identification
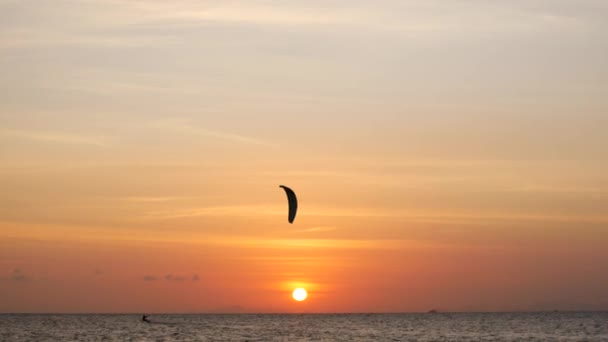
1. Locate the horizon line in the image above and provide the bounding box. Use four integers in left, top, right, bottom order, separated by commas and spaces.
2, 309, 607, 315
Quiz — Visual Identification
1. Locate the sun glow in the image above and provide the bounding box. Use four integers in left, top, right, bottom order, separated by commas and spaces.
292, 288, 307, 301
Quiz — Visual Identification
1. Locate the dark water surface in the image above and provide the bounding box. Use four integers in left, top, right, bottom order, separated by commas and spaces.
1, 312, 606, 341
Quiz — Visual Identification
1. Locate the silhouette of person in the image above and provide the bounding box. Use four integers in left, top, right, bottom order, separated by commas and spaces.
142, 315, 150, 323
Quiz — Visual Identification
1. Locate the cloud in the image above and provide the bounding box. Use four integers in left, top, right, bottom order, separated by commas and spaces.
0, 129, 111, 147
143, 273, 197, 282
1, 0, 600, 51
0, 28, 167, 49
140, 205, 281, 220
151, 120, 276, 147
141, 3, 359, 27
76, 1, 599, 35
294, 226, 338, 233
165, 274, 186, 281
141, 204, 608, 225
2, 269, 32, 282
121, 196, 197, 203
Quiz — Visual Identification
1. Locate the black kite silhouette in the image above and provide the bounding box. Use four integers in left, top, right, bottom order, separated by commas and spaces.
279, 185, 297, 224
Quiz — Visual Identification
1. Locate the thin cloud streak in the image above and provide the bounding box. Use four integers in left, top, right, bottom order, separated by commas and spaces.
120, 196, 198, 203
0, 129, 111, 147
0, 28, 168, 49
109, 1, 597, 34
293, 226, 338, 233
1, 1, 597, 50
0, 221, 432, 251
139, 205, 608, 224
205, 236, 429, 250
151, 120, 277, 147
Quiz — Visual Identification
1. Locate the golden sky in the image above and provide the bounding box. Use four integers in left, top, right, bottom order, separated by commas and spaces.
1, 0, 607, 313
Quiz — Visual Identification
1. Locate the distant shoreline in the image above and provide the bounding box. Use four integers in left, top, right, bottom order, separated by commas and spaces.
2, 310, 607, 315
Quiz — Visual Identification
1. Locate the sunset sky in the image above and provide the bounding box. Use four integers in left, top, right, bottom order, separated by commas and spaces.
1, 0, 607, 313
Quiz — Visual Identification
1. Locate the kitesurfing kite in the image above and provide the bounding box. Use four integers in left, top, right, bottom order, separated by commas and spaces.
279, 185, 298, 224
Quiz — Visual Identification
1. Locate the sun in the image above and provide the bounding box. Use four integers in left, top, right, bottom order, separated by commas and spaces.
292, 288, 307, 301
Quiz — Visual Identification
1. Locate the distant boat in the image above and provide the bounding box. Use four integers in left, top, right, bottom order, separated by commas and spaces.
427, 309, 438, 314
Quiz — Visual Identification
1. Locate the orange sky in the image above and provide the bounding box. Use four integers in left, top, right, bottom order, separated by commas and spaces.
1, 0, 608, 313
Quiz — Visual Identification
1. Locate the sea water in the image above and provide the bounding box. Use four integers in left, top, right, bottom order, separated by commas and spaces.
1, 312, 607, 341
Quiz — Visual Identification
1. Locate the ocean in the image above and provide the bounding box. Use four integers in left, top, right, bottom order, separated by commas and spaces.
1, 312, 606, 341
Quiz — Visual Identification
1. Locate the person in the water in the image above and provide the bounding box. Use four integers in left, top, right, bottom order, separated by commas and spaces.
142, 315, 150, 323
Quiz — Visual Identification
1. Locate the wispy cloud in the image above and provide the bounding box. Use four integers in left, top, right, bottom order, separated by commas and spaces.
143, 273, 198, 282
106, 1, 597, 34
125, 2, 358, 27
140, 204, 608, 225
0, 269, 32, 282
0, 129, 111, 147
0, 28, 167, 49
140, 205, 280, 220
293, 226, 338, 233
164, 274, 182, 281
121, 196, 197, 203
2, 1, 596, 50
201, 236, 429, 250
151, 120, 276, 147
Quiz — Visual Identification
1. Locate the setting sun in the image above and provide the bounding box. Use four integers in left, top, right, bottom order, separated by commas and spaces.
292, 288, 307, 302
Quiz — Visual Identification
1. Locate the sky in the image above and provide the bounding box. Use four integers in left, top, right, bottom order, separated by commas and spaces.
1, 0, 607, 313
